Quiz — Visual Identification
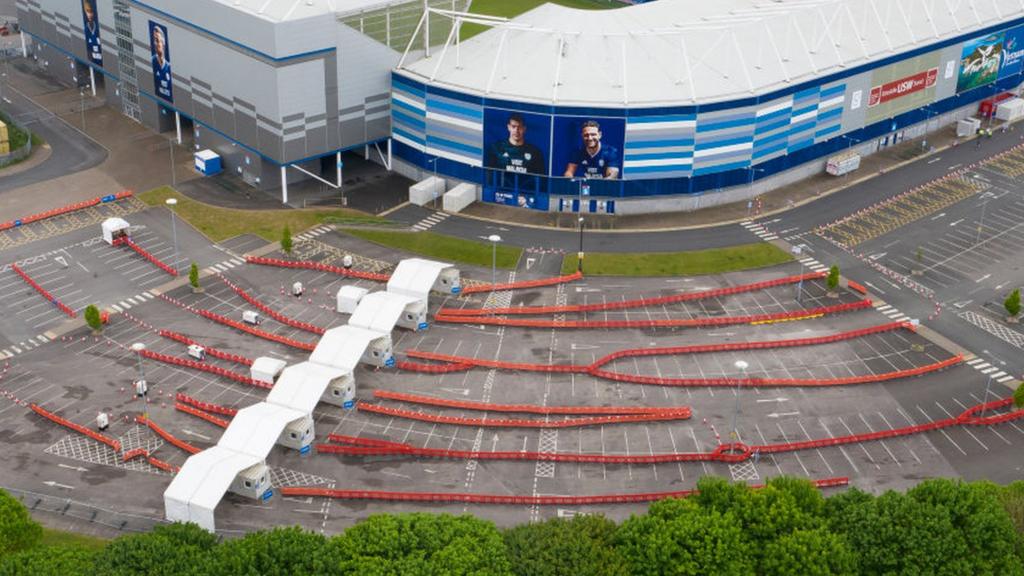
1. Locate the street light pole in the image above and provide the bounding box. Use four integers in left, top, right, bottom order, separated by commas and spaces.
791, 245, 804, 302
165, 197, 179, 272
79, 88, 86, 131
731, 360, 748, 440
577, 217, 585, 273
488, 234, 501, 289
977, 196, 989, 246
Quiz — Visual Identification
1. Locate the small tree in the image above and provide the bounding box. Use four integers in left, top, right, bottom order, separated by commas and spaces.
913, 246, 924, 276
84, 304, 102, 333
189, 262, 201, 292
1005, 288, 1021, 321
1015, 382, 1024, 408
281, 225, 293, 254
827, 265, 840, 296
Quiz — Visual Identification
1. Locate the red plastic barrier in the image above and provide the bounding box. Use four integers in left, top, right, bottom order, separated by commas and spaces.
357, 402, 691, 428
217, 275, 326, 335
435, 299, 872, 329
373, 390, 691, 416
325, 394, 1024, 467
394, 360, 474, 374
246, 256, 390, 282
114, 237, 178, 277
175, 393, 239, 416
175, 402, 230, 428
847, 280, 868, 295
10, 264, 76, 318
443, 272, 826, 317
30, 404, 121, 452
122, 447, 149, 462
140, 348, 270, 389
193, 307, 317, 351
146, 456, 179, 473
460, 271, 584, 295
279, 477, 848, 506
158, 329, 254, 366
136, 414, 201, 455
0, 191, 133, 231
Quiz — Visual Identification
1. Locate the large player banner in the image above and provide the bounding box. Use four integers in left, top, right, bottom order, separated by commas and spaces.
552, 116, 625, 181
149, 21, 173, 103
81, 0, 102, 66
957, 32, 1004, 93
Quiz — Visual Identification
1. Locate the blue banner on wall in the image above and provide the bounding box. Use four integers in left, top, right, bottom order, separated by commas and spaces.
999, 25, 1024, 80
552, 116, 626, 181
81, 0, 102, 66
957, 32, 1004, 93
149, 21, 173, 103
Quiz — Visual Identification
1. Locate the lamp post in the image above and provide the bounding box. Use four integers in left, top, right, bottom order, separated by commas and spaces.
791, 245, 804, 303
79, 88, 86, 131
427, 157, 439, 208
731, 360, 749, 440
488, 234, 501, 289
165, 198, 179, 272
577, 217, 585, 273
977, 191, 989, 246
747, 168, 765, 217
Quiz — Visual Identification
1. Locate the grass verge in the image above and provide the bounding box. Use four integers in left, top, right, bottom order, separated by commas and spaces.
342, 228, 522, 269
461, 0, 621, 39
139, 186, 390, 243
561, 243, 793, 276
38, 528, 108, 551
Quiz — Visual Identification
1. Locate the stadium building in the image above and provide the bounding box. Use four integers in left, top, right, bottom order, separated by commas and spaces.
392, 0, 1024, 213
15, 1, 1024, 213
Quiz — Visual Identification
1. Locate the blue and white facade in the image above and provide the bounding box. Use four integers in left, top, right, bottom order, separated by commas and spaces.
393, 0, 1024, 214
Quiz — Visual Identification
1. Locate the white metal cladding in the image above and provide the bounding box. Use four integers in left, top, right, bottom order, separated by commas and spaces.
266, 361, 352, 412
163, 446, 262, 531
349, 291, 420, 332
386, 258, 454, 304
218, 403, 308, 458
399, 0, 1024, 107
310, 324, 386, 371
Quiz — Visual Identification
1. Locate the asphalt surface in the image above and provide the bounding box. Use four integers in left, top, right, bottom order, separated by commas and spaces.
0, 69, 107, 192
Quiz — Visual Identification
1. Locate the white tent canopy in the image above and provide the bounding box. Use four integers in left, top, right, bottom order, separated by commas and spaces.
267, 361, 352, 412
163, 446, 262, 531
310, 324, 387, 371
349, 292, 419, 333
218, 403, 308, 458
386, 258, 456, 305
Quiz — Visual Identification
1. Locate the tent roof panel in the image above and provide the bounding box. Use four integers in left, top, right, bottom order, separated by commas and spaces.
310, 325, 386, 371
267, 361, 351, 412
349, 292, 419, 333
217, 402, 307, 458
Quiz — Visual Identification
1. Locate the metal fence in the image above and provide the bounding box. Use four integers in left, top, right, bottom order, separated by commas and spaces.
4, 485, 168, 535
339, 0, 471, 52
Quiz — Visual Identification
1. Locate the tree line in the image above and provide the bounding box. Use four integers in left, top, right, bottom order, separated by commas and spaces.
2, 476, 1023, 575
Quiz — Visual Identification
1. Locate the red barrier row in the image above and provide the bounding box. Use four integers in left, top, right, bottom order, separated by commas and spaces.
0, 191, 132, 231
120, 445, 180, 473
30, 404, 121, 452
373, 390, 692, 416
114, 237, 178, 277
158, 293, 317, 352
394, 360, 474, 374
460, 271, 584, 295
176, 392, 239, 417
157, 329, 254, 366
436, 300, 872, 329
356, 402, 691, 428
10, 263, 76, 318
246, 256, 390, 282
847, 280, 868, 295
217, 275, 326, 335
321, 396, 1024, 466
442, 272, 827, 317
175, 402, 230, 428
406, 322, 914, 377
279, 477, 849, 506
136, 414, 201, 455
140, 348, 270, 389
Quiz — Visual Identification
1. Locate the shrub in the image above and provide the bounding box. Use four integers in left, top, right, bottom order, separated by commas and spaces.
84, 305, 102, 332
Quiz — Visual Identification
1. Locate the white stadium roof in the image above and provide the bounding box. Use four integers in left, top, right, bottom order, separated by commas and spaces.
399, 0, 1024, 107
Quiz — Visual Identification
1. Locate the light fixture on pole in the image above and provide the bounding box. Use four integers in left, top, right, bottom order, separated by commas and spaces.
165, 197, 179, 272
488, 234, 501, 289
731, 360, 749, 440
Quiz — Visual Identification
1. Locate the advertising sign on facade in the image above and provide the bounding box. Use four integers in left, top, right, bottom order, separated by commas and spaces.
957, 32, 1003, 93
869, 68, 938, 107
81, 0, 102, 66
552, 117, 626, 180
149, 21, 173, 103
483, 108, 550, 176
999, 26, 1024, 80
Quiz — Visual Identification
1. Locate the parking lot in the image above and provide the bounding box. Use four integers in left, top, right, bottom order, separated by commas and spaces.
0, 228, 1018, 533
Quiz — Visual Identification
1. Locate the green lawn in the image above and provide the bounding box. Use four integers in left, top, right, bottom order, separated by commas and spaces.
462, 0, 623, 39
139, 186, 390, 243
342, 228, 522, 269
38, 528, 108, 551
562, 243, 794, 276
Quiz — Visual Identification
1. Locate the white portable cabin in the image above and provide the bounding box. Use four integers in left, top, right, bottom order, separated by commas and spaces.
996, 98, 1024, 122
409, 175, 445, 206
219, 402, 314, 454
231, 462, 271, 500
336, 285, 369, 314
386, 258, 461, 305
443, 182, 476, 213
250, 357, 287, 386
311, 324, 394, 369
268, 361, 356, 410
163, 446, 266, 532
350, 291, 428, 332
101, 217, 130, 245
